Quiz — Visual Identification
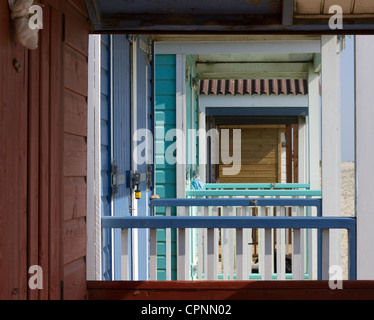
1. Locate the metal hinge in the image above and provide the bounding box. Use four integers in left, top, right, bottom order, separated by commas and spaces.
112, 163, 126, 197
146, 164, 153, 190
127, 166, 153, 191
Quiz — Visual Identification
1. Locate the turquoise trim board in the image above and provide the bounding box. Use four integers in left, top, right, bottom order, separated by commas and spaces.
186, 190, 322, 197
155, 54, 177, 280
204, 183, 310, 189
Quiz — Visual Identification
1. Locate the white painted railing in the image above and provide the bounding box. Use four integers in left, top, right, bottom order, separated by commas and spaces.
102, 198, 357, 281
186, 185, 322, 280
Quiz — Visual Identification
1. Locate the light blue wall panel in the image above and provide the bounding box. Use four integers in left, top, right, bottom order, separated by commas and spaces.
111, 35, 133, 281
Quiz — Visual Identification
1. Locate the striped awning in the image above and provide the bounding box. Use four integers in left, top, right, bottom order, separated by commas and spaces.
200, 79, 308, 96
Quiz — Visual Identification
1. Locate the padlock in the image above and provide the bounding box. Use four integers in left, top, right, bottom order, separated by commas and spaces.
135, 188, 141, 200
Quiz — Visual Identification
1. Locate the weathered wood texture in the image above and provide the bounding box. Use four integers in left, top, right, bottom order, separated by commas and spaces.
62, 0, 89, 300
0, 0, 28, 300
218, 125, 284, 183
87, 281, 374, 300
0, 0, 89, 300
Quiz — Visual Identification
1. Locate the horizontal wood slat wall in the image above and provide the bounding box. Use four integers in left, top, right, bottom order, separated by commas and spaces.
62, 0, 89, 300
218, 125, 284, 183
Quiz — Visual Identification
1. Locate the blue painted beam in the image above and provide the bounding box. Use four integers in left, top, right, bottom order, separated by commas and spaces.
150, 197, 321, 208
101, 216, 355, 230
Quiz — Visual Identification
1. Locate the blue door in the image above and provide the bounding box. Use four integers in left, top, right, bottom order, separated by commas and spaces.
101, 35, 154, 280
111, 35, 133, 280
100, 35, 132, 280
135, 35, 154, 280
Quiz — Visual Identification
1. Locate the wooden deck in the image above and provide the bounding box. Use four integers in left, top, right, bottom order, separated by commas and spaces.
87, 281, 374, 300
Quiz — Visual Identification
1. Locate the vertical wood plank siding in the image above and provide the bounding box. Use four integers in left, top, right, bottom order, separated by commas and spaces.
0, 0, 89, 300
0, 0, 28, 299
155, 55, 177, 280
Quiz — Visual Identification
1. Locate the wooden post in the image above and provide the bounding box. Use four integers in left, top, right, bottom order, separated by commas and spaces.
355, 36, 374, 279
321, 35, 341, 271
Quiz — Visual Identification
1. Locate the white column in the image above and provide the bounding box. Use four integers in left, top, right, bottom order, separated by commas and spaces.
176, 54, 186, 201
321, 35, 341, 270
355, 36, 374, 280
131, 36, 139, 280
307, 63, 320, 280
87, 35, 102, 280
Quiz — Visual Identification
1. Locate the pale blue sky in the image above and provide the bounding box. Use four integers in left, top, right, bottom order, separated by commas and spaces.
340, 36, 355, 162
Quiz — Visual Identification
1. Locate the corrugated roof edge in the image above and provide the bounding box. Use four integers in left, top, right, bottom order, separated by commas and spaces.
200, 79, 308, 96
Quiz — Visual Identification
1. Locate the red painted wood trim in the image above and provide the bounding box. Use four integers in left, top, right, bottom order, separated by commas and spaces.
28, 45, 41, 301
38, 4, 51, 300
87, 281, 374, 300
49, 6, 64, 300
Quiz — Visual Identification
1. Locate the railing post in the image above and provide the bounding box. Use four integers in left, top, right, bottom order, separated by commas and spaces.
321, 229, 330, 280
121, 229, 129, 280
276, 207, 286, 280
177, 206, 190, 280
178, 227, 186, 280
207, 228, 217, 280
222, 206, 229, 280
264, 228, 272, 280
149, 228, 157, 281
293, 229, 303, 280
348, 225, 357, 280
165, 206, 171, 281
241, 206, 250, 279
197, 206, 204, 280
236, 228, 245, 280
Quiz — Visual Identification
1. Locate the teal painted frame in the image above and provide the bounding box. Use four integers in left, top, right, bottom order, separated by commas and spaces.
186, 190, 322, 197
155, 54, 177, 280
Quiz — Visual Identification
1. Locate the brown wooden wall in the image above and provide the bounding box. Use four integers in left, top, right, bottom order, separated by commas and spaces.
61, 0, 89, 301
0, 0, 89, 300
0, 0, 28, 299
218, 125, 284, 183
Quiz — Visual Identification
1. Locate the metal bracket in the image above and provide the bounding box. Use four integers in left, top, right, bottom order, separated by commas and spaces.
126, 167, 153, 190
112, 163, 126, 197
146, 165, 153, 190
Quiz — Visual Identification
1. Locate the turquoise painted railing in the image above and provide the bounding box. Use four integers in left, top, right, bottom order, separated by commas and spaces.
186, 183, 321, 197
204, 183, 311, 189
186, 190, 322, 197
